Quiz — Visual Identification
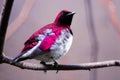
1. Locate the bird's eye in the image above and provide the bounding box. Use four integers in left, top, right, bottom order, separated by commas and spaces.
62, 12, 70, 16
61, 12, 65, 16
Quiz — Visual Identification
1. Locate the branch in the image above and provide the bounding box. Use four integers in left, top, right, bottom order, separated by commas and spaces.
0, 0, 120, 72
0, 0, 14, 62
1, 55, 120, 71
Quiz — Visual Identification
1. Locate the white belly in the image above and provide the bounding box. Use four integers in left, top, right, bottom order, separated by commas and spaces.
22, 29, 73, 62
35, 29, 73, 62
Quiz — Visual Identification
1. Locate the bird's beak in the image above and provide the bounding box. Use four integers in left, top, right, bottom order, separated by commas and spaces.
67, 11, 76, 16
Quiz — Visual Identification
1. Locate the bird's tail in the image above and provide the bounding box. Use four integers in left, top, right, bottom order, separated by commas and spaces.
13, 53, 29, 62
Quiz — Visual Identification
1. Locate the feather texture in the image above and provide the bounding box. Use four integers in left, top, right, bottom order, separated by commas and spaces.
13, 10, 75, 63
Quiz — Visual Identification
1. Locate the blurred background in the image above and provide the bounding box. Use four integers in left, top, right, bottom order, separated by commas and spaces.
0, 0, 120, 80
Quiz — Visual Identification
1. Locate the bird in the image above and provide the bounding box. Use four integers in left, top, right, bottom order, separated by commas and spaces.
13, 10, 75, 67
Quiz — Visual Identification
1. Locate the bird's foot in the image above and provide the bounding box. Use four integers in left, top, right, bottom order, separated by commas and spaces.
40, 61, 47, 73
54, 62, 59, 73
51, 57, 59, 73
40, 61, 46, 66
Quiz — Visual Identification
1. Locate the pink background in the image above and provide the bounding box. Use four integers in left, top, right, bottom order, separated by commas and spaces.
0, 0, 120, 80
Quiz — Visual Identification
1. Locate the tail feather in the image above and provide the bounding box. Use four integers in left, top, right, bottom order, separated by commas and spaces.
13, 53, 23, 62
14, 56, 30, 62
13, 53, 30, 62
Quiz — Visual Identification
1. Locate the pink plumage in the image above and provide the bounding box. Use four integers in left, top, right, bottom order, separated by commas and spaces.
13, 10, 75, 65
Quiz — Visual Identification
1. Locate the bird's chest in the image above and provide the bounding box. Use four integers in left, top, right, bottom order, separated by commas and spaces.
50, 29, 73, 57
35, 29, 73, 62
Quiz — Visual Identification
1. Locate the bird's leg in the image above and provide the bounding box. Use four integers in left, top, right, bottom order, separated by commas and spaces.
40, 61, 46, 65
51, 57, 59, 73
40, 61, 47, 73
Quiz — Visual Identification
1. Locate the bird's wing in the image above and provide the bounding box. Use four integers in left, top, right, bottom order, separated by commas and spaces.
13, 28, 62, 62
21, 36, 40, 52
38, 28, 62, 51
21, 27, 62, 52
39, 32, 57, 51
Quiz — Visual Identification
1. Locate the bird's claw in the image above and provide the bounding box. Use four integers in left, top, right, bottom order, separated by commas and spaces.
53, 62, 59, 73
40, 61, 47, 73
40, 61, 46, 65
40, 58, 59, 73
51, 57, 59, 73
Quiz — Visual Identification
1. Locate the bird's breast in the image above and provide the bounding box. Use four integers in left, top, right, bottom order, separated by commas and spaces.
51, 29, 73, 56
35, 29, 73, 62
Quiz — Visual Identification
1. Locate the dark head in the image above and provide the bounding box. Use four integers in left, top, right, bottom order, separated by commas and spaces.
54, 10, 75, 26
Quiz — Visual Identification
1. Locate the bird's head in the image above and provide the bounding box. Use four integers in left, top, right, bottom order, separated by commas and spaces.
54, 10, 75, 26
